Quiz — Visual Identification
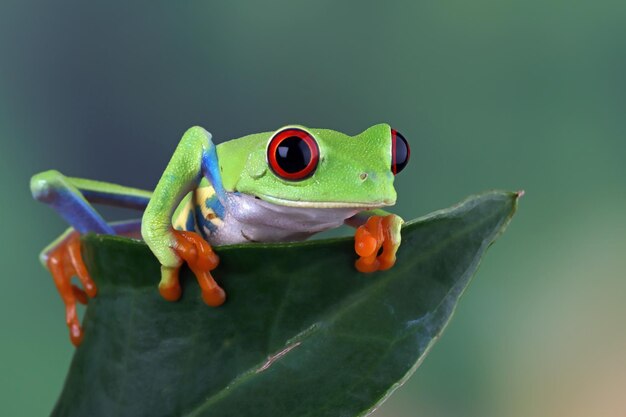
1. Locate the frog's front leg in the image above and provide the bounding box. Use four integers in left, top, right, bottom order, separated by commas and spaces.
142, 126, 226, 306
345, 210, 404, 273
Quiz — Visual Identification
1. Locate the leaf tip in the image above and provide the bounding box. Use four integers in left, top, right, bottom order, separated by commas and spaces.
515, 189, 525, 199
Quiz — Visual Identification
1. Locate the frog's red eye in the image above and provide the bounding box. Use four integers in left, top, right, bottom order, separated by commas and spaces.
391, 129, 410, 175
267, 128, 319, 180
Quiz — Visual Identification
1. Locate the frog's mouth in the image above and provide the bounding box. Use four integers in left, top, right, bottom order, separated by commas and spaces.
254, 194, 395, 209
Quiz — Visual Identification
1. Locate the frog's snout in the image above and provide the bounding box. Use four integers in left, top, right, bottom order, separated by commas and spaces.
357, 170, 396, 206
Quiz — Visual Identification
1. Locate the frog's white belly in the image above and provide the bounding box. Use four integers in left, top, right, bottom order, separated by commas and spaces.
206, 192, 363, 245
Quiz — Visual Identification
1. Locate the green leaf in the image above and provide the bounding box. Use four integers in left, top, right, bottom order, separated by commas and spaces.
51, 191, 519, 417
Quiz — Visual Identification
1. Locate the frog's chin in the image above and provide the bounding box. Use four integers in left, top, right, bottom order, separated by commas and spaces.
255, 194, 394, 209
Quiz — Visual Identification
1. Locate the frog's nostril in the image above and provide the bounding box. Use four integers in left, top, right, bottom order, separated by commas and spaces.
359, 172, 368, 181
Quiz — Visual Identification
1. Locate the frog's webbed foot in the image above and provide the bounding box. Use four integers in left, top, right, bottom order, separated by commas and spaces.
159, 230, 225, 307
46, 232, 97, 346
354, 214, 403, 273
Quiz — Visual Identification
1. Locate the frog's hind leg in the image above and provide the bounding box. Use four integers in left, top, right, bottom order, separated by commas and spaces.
31, 169, 151, 272
31, 170, 152, 346
31, 169, 152, 234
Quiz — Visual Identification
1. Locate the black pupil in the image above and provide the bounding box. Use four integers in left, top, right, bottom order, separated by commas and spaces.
276, 136, 311, 173
394, 131, 410, 174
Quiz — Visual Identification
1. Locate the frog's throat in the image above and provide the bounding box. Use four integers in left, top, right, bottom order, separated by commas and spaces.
254, 194, 395, 209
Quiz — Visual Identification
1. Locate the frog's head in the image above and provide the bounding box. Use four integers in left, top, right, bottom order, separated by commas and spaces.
217, 124, 410, 208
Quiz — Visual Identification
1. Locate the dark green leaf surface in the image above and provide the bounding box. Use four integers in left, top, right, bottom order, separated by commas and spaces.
51, 191, 519, 417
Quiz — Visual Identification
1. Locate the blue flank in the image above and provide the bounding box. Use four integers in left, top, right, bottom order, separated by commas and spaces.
185, 210, 196, 232
196, 205, 217, 236
205, 194, 225, 219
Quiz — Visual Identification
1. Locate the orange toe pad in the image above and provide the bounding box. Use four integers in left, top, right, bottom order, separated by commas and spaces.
169, 230, 226, 307
354, 215, 400, 273
46, 232, 97, 346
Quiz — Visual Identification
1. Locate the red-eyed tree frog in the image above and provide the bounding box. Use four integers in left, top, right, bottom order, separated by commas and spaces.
30, 124, 410, 346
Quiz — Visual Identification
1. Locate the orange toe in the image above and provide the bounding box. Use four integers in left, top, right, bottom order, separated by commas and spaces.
354, 215, 400, 273
171, 230, 225, 307
46, 232, 96, 347
159, 267, 182, 301
355, 227, 378, 258
201, 285, 226, 307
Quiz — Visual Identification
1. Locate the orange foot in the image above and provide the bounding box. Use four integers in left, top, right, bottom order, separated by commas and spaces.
354, 214, 403, 273
46, 232, 97, 346
158, 230, 225, 307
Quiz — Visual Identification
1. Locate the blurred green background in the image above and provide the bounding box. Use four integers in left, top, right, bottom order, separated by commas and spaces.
1, 1, 625, 416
